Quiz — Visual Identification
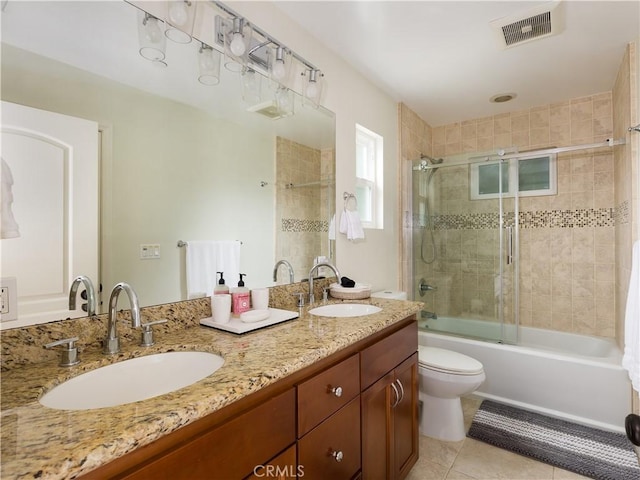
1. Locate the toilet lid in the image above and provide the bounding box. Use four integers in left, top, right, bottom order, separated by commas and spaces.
418, 346, 484, 375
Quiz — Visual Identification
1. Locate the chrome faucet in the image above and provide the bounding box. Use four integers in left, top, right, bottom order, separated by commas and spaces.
104, 282, 141, 355
273, 259, 295, 284
308, 262, 341, 304
69, 275, 97, 316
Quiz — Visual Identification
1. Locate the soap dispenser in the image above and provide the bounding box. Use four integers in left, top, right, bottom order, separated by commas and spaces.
214, 272, 229, 295
231, 273, 250, 315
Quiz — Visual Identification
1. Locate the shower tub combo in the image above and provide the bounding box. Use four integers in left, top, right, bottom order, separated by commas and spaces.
408, 146, 632, 433
419, 316, 631, 432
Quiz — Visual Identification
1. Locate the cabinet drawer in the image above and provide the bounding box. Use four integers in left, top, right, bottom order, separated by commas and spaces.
297, 353, 360, 436
245, 445, 297, 480
298, 397, 361, 480
121, 388, 295, 480
360, 321, 417, 390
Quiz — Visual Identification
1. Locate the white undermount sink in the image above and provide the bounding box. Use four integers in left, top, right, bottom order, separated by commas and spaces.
308, 303, 382, 318
39, 351, 224, 410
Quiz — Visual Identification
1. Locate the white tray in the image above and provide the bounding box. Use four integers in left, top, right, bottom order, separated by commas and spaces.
199, 307, 299, 334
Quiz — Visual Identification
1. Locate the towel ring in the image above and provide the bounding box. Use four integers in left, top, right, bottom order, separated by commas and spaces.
343, 192, 357, 211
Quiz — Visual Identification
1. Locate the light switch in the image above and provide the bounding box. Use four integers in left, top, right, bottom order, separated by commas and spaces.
140, 244, 161, 259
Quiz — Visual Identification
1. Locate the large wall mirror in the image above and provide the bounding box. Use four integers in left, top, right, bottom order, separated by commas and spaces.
0, 1, 335, 327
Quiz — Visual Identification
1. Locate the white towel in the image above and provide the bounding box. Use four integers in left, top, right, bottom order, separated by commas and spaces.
339, 209, 365, 241
328, 214, 336, 240
623, 240, 640, 391
185, 240, 241, 299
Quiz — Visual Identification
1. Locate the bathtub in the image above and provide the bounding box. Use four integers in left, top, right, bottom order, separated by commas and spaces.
418, 316, 632, 432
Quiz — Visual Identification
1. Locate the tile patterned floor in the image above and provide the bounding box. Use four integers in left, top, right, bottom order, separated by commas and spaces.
406, 396, 591, 480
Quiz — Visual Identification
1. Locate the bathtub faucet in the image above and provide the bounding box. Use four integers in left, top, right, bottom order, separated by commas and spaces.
422, 310, 438, 320
419, 279, 437, 297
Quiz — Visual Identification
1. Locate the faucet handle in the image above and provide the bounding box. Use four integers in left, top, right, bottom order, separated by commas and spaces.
44, 337, 80, 367
140, 319, 168, 347
291, 292, 305, 308
322, 288, 329, 302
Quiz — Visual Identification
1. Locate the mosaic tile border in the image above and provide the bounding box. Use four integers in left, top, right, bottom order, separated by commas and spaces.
411, 207, 617, 230
615, 200, 630, 225
282, 218, 328, 233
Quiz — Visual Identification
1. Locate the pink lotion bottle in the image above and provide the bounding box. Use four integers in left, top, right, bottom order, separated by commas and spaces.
231, 273, 250, 315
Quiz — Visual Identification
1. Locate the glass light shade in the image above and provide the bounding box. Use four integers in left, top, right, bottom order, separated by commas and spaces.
241, 69, 263, 104
274, 86, 295, 117
268, 46, 292, 85
137, 11, 167, 62
303, 69, 324, 108
165, 0, 196, 44
198, 43, 221, 86
223, 17, 252, 73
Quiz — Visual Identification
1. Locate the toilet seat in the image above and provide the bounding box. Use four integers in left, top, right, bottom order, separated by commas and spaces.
418, 346, 484, 376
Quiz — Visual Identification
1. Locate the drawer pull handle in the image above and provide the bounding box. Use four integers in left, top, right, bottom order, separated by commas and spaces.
330, 450, 344, 462
329, 386, 343, 397
390, 382, 400, 408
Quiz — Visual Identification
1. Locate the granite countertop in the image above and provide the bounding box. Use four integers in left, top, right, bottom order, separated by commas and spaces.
1, 298, 422, 480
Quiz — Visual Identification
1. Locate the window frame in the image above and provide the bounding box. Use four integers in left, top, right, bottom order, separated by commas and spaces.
469, 153, 557, 200
355, 124, 383, 229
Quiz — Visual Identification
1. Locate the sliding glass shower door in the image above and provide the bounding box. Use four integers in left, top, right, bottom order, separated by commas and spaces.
410, 155, 519, 344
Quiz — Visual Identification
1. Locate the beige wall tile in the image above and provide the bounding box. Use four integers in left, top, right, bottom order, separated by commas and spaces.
476, 120, 493, 138
550, 123, 571, 146
494, 114, 511, 135
550, 102, 571, 125
530, 106, 550, 128
530, 127, 550, 146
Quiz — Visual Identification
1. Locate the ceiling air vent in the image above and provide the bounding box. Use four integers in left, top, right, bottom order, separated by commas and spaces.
490, 1, 564, 49
246, 100, 292, 120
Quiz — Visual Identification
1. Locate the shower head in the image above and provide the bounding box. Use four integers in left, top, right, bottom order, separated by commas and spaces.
412, 154, 444, 172
420, 154, 444, 165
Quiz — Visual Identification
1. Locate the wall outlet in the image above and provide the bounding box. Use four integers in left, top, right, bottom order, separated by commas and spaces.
140, 244, 161, 259
0, 277, 18, 322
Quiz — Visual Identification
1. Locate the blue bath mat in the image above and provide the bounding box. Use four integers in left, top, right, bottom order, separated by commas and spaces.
467, 400, 640, 480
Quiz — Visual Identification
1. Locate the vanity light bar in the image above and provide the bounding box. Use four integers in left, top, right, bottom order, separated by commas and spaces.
210, 0, 320, 73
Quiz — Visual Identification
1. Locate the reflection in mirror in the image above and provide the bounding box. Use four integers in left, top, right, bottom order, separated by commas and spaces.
0, 1, 335, 328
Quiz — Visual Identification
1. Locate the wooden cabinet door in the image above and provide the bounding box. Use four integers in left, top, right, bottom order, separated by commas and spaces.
361, 371, 394, 480
392, 354, 419, 480
361, 354, 419, 480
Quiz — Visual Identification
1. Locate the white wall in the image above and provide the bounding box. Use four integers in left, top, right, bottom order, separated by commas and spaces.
232, 2, 401, 292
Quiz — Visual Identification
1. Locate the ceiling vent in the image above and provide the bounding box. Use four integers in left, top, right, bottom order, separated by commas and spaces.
490, 1, 564, 49
246, 100, 292, 120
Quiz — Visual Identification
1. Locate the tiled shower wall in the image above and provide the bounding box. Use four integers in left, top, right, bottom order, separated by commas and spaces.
275, 137, 335, 282
401, 87, 625, 338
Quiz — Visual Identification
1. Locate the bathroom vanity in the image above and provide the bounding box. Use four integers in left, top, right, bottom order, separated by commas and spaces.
0, 295, 422, 480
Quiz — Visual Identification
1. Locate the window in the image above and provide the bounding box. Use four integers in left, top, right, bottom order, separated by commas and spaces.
470, 154, 557, 200
355, 124, 383, 228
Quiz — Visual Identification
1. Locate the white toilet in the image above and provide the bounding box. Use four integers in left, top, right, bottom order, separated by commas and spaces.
418, 346, 485, 442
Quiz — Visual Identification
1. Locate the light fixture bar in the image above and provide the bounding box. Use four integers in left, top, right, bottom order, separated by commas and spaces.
210, 0, 320, 72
